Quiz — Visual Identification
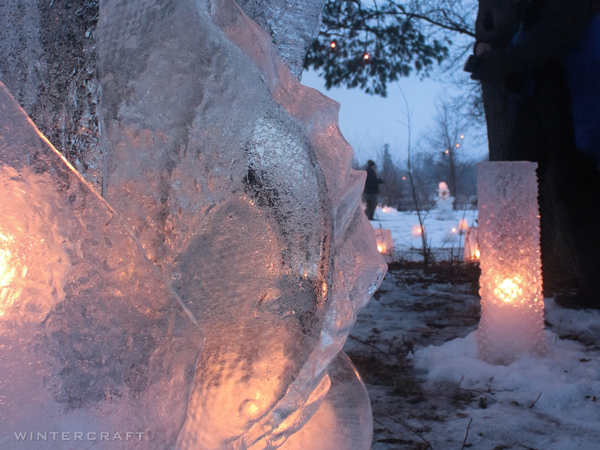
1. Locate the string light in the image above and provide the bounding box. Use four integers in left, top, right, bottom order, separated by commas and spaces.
330, 41, 337, 49
460, 134, 465, 139
363, 52, 370, 61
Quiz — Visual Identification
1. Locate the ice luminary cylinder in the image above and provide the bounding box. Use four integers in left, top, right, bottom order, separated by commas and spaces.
477, 162, 545, 365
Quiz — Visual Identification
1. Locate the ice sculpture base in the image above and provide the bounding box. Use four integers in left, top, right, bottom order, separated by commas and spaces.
279, 352, 372, 450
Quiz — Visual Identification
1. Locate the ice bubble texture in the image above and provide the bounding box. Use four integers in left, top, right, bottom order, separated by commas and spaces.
0, 1, 103, 193
236, 0, 326, 79
0, 82, 203, 449
96, 0, 385, 448
477, 161, 545, 365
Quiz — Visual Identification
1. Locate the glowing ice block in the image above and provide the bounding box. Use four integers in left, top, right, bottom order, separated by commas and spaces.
95, 0, 386, 448
0, 82, 203, 449
477, 161, 545, 365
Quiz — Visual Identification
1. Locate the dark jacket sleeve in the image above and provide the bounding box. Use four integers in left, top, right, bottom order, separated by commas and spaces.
474, 0, 600, 83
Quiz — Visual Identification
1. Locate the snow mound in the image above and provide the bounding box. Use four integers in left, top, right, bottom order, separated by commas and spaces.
414, 299, 600, 450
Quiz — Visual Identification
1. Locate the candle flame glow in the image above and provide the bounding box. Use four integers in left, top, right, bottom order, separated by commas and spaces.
475, 249, 480, 259
494, 278, 522, 303
377, 245, 383, 253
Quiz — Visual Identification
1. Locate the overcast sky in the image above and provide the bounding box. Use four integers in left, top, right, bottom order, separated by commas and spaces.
300, 69, 488, 166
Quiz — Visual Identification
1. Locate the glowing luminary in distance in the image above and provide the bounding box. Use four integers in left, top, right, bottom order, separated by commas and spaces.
373, 229, 394, 263
411, 225, 422, 239
463, 226, 480, 263
476, 162, 545, 365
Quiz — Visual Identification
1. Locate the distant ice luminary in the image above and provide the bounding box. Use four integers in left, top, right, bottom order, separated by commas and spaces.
477, 162, 545, 365
374, 229, 394, 263
411, 224, 422, 238
463, 226, 480, 262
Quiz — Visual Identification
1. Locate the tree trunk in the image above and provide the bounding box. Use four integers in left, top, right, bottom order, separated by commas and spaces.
475, 0, 600, 304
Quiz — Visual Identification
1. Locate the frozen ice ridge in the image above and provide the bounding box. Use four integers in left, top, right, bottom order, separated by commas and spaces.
96, 0, 385, 448
0, 82, 203, 449
0, 0, 385, 448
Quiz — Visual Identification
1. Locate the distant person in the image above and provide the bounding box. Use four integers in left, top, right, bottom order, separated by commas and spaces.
363, 160, 383, 220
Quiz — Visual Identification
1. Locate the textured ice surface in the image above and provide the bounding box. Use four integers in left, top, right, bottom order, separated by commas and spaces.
279, 352, 373, 450
0, 82, 203, 449
0, 0, 319, 192
477, 162, 545, 365
0, 1, 102, 192
237, 0, 326, 79
96, 0, 386, 448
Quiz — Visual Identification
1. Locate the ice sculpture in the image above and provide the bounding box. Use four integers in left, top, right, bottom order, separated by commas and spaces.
236, 0, 326, 79
279, 352, 373, 450
0, 1, 102, 192
95, 0, 385, 448
0, 82, 203, 449
477, 162, 545, 365
436, 181, 454, 220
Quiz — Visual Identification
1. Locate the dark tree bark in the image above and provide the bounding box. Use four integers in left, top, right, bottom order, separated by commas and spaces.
474, 0, 600, 307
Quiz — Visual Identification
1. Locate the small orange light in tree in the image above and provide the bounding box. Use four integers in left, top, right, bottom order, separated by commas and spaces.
456, 143, 460, 148
363, 52, 370, 61
445, 150, 449, 154
461, 134, 465, 139
330, 41, 337, 49
402, 176, 406, 180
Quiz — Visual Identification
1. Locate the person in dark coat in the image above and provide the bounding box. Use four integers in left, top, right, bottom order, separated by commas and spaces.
470, 0, 600, 308
363, 160, 383, 220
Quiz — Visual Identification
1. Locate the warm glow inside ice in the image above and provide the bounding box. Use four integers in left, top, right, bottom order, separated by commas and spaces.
0, 236, 15, 316
411, 224, 422, 238
0, 81, 203, 449
495, 278, 523, 303
477, 162, 545, 365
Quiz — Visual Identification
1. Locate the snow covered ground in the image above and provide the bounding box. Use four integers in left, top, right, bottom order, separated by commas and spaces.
345, 207, 600, 450
369, 206, 479, 262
